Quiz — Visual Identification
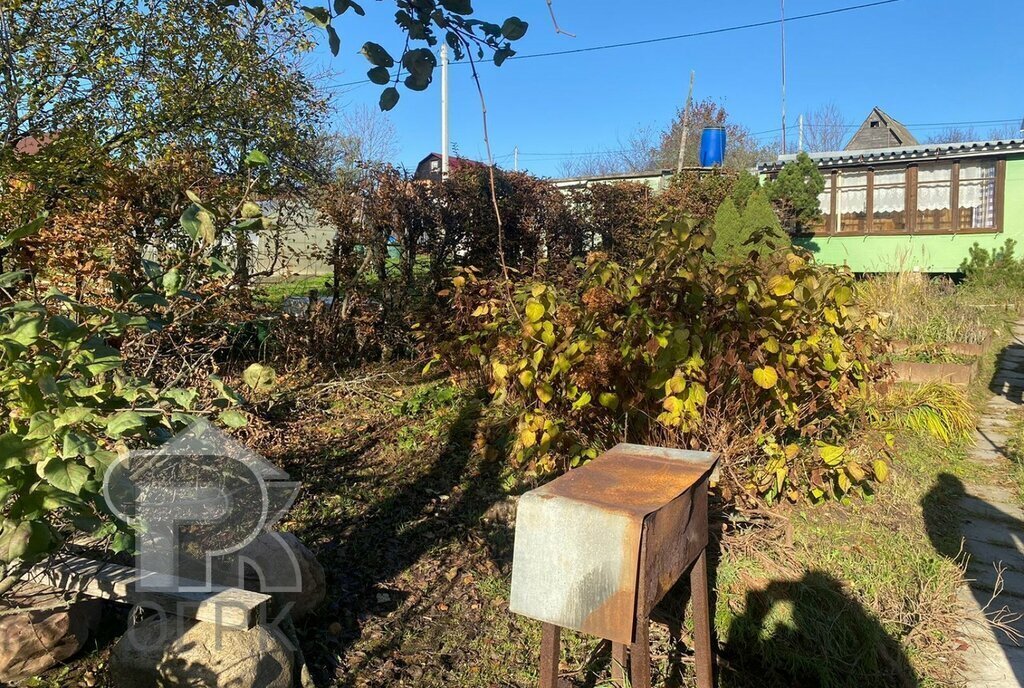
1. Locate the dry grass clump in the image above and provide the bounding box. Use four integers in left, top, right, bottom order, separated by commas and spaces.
867, 382, 975, 444
858, 273, 993, 345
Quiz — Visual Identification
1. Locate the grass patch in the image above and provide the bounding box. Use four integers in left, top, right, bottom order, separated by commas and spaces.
713, 428, 971, 688
238, 365, 979, 687
255, 274, 333, 308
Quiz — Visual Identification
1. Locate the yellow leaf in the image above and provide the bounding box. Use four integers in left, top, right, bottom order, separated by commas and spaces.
598, 392, 619, 410
768, 275, 796, 296
453, 276, 466, 288
531, 284, 547, 297
873, 459, 890, 482
833, 285, 853, 306
520, 428, 536, 448
752, 366, 778, 389
492, 361, 508, 381
763, 336, 780, 354
837, 470, 852, 493
519, 370, 534, 387
537, 383, 554, 404
525, 300, 545, 322
819, 444, 845, 466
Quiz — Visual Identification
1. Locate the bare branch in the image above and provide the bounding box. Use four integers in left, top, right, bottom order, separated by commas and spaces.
545, 0, 576, 38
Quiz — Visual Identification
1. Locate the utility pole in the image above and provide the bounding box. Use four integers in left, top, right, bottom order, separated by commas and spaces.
514, 146, 519, 172
676, 70, 695, 174
440, 43, 450, 179
798, 114, 804, 152
780, 0, 787, 155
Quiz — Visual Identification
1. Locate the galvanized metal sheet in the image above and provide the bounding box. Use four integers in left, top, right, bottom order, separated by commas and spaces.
510, 492, 642, 644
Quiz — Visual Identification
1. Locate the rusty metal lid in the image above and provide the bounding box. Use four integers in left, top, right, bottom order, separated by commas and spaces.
529, 443, 717, 518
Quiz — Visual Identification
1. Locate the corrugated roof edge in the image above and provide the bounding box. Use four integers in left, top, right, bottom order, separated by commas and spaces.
759, 139, 1024, 172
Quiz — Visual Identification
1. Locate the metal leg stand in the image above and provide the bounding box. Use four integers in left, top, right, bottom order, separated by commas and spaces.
690, 548, 714, 688
540, 623, 561, 688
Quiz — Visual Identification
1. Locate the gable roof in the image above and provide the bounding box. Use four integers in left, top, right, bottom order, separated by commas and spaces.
845, 107, 918, 150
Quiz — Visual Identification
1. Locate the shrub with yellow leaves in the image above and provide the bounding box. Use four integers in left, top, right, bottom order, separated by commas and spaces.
445, 218, 890, 502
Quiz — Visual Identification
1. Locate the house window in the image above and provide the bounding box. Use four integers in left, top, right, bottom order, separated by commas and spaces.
803, 157, 1004, 235
959, 162, 997, 229
916, 164, 953, 231
836, 171, 868, 233
872, 169, 907, 232
811, 179, 832, 233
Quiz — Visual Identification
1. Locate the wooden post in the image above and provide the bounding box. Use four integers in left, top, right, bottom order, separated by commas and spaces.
690, 548, 714, 688
676, 71, 695, 174
540, 623, 560, 688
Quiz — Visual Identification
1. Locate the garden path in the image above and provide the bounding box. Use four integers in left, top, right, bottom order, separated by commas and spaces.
958, 321, 1024, 686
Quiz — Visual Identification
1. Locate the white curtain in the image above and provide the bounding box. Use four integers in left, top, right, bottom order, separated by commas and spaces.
837, 172, 867, 212
817, 188, 831, 214
959, 162, 995, 217
917, 165, 952, 211
872, 170, 905, 213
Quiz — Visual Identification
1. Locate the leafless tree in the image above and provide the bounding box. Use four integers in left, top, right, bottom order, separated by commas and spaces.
925, 126, 980, 144
557, 126, 658, 178
987, 123, 1023, 140
803, 102, 848, 152
339, 104, 398, 166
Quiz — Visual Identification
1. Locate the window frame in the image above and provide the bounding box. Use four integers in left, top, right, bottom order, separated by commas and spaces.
801, 157, 1005, 237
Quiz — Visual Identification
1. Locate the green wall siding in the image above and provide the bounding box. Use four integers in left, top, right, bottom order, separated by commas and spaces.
795, 155, 1024, 273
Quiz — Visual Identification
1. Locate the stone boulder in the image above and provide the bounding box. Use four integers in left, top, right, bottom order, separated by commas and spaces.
110, 616, 294, 688
236, 532, 325, 620
0, 584, 101, 683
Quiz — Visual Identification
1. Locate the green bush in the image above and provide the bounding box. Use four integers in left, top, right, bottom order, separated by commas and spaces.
447, 219, 888, 502
713, 191, 791, 261
0, 205, 255, 586
763, 152, 825, 232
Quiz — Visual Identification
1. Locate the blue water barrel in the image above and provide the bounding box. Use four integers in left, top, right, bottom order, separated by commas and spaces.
699, 127, 727, 167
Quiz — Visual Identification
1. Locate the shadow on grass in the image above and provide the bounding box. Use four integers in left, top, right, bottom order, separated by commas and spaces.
718, 570, 920, 688
275, 394, 508, 685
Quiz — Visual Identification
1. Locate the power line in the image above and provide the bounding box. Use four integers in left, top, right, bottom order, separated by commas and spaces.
515, 118, 1022, 161
323, 0, 903, 92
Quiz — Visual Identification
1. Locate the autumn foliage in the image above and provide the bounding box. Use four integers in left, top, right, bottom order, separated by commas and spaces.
446, 219, 890, 503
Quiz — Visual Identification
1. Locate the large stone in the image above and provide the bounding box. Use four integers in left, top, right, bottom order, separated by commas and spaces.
110, 616, 294, 688
237, 532, 325, 620
0, 584, 101, 683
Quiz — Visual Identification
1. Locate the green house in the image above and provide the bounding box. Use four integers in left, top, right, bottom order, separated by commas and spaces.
760, 138, 1024, 273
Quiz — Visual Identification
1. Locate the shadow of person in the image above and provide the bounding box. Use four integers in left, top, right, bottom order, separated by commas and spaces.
922, 472, 1024, 684
990, 341, 1024, 405
719, 570, 919, 688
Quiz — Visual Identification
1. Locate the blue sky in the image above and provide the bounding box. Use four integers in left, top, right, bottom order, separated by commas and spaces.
311, 0, 1022, 177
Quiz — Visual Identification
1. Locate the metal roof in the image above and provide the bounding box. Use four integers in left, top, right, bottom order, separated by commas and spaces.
760, 138, 1024, 172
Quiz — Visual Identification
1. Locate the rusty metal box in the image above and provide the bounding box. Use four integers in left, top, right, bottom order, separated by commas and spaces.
510, 443, 718, 645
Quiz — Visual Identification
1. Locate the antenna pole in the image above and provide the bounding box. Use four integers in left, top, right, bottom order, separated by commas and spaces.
441, 43, 450, 179
780, 0, 787, 155
798, 113, 804, 152
514, 145, 519, 172
676, 70, 696, 174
